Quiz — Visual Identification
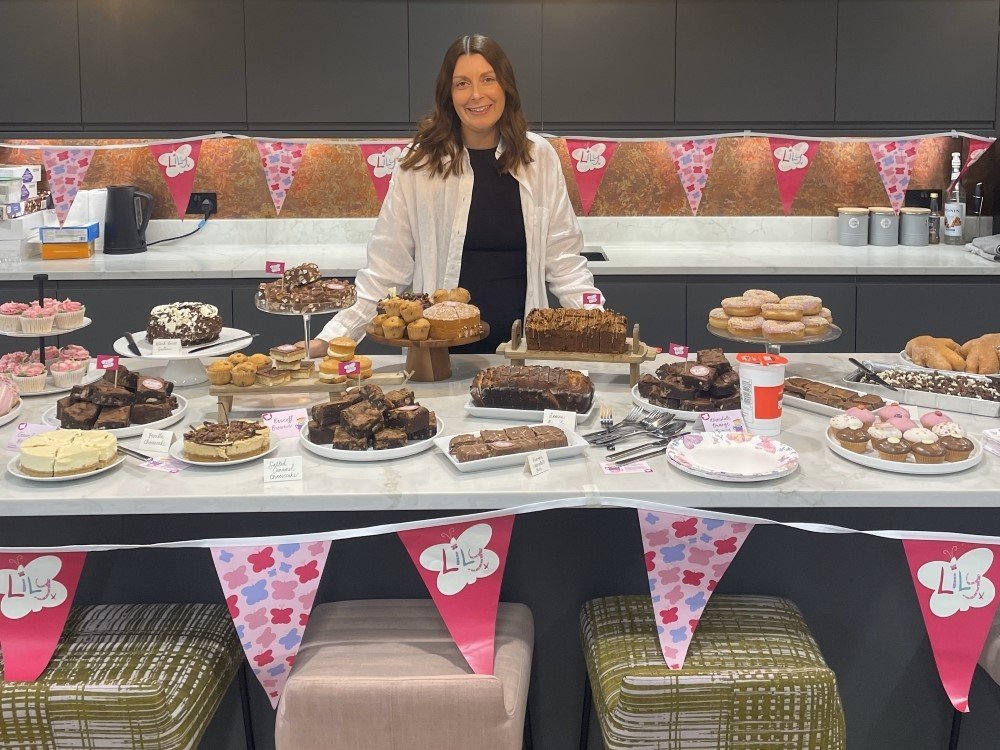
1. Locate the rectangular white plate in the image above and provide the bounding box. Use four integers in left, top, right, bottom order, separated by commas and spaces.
433, 426, 589, 473
783, 378, 897, 418
463, 398, 596, 423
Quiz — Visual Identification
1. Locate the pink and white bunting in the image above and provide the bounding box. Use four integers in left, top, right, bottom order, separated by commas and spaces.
211, 541, 331, 707
565, 139, 619, 216
149, 140, 203, 218
868, 140, 920, 214
638, 509, 753, 668
256, 141, 307, 215
949, 138, 994, 191
41, 148, 95, 226
768, 138, 820, 215
359, 144, 404, 204
668, 139, 716, 216
903, 540, 1000, 712
398, 517, 514, 674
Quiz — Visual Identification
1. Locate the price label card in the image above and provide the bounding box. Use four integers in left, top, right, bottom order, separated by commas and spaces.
339, 360, 360, 376
265, 260, 286, 275
152, 338, 182, 355
95, 355, 119, 370
138, 428, 174, 454
582, 292, 603, 308
6, 423, 57, 451
542, 409, 577, 432
601, 461, 654, 474
667, 343, 689, 358
983, 427, 1000, 444
525, 450, 550, 476
141, 456, 188, 473
264, 456, 304, 483
698, 409, 745, 433
261, 408, 309, 439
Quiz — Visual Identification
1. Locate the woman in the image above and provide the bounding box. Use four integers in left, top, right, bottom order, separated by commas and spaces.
310, 33, 602, 355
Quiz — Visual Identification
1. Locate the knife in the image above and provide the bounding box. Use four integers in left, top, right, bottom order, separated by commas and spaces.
612, 434, 688, 466
848, 357, 898, 392
188, 333, 258, 355
123, 331, 142, 357
605, 437, 673, 461
117, 445, 152, 461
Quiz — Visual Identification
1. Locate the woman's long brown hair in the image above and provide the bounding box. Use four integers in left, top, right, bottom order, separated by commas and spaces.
400, 34, 533, 178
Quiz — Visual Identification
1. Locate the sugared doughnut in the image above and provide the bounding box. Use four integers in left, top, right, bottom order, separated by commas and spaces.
708, 307, 730, 329
721, 297, 761, 317
762, 320, 805, 341
761, 303, 803, 322
727, 315, 763, 335
743, 289, 780, 304
802, 314, 830, 336
819, 307, 833, 322
779, 295, 822, 315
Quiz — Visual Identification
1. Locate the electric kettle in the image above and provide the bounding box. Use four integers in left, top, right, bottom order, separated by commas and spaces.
103, 185, 153, 254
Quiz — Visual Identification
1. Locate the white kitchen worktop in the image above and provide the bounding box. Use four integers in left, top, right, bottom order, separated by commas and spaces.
1, 353, 997, 516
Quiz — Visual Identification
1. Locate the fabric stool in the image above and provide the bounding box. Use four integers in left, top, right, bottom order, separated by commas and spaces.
580, 595, 845, 750
275, 599, 534, 750
0, 603, 242, 750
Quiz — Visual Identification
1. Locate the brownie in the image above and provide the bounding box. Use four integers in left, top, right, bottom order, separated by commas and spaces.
94, 406, 131, 430
102, 365, 138, 391
134, 375, 173, 403
354, 384, 384, 402
373, 428, 408, 450
88, 385, 135, 407
637, 374, 664, 400
130, 402, 174, 424
410, 412, 437, 440
480, 429, 508, 442
535, 431, 569, 449
454, 443, 492, 462
332, 426, 368, 451
655, 361, 688, 380
660, 376, 696, 400
307, 420, 335, 444
696, 348, 731, 374
449, 434, 483, 453
709, 370, 740, 398
487, 440, 521, 457
55, 395, 75, 420
715, 395, 741, 410
340, 401, 384, 437
504, 426, 537, 441
651, 397, 681, 409
680, 397, 717, 412
60, 401, 99, 429
680, 363, 716, 388
510, 437, 542, 453
384, 388, 415, 409
386, 405, 430, 436
311, 393, 363, 426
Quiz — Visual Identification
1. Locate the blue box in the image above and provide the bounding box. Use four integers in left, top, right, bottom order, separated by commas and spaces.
39, 221, 100, 244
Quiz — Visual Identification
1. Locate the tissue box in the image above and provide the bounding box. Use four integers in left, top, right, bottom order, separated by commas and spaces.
0, 165, 42, 183
0, 181, 38, 203
39, 221, 99, 244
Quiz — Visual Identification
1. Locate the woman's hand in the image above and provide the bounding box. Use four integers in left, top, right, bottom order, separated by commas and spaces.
296, 339, 328, 358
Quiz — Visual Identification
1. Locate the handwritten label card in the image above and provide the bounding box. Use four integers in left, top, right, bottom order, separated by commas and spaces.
542, 409, 577, 432
152, 338, 182, 355
601, 461, 654, 474
261, 408, 309, 439
264, 456, 304, 483
138, 428, 174, 454
141, 456, 188, 473
95, 355, 119, 370
582, 292, 603, 309
265, 260, 285, 275
6, 423, 56, 451
698, 409, 745, 433
525, 450, 550, 476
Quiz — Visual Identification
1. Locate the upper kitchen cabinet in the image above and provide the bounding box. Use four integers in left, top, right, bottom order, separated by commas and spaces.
542, 0, 675, 126
408, 0, 543, 123
0, 0, 82, 127
836, 0, 999, 124
675, 0, 836, 123
245, 0, 409, 127
78, 0, 246, 126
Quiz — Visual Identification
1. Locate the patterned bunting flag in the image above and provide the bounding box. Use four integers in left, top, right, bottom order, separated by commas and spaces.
868, 140, 919, 214
903, 540, 1000, 712
149, 140, 203, 218
0, 552, 87, 680
359, 143, 404, 204
638, 509, 753, 668
565, 139, 619, 216
256, 141, 307, 215
41, 148, 95, 226
768, 138, 820, 215
212, 541, 331, 708
668, 139, 716, 216
398, 517, 514, 674
949, 138, 995, 191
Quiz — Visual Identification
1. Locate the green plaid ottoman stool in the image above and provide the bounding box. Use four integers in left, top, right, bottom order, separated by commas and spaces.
0, 603, 243, 750
580, 595, 845, 750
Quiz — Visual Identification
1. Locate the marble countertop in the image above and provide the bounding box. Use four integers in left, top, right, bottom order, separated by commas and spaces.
1, 353, 997, 516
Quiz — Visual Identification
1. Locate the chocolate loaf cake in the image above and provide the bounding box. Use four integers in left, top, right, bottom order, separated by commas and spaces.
470, 365, 595, 413
524, 308, 627, 354
146, 302, 222, 346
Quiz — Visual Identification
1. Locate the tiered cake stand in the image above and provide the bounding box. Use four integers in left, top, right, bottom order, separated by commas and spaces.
706, 323, 842, 356
364, 322, 491, 382
254, 298, 345, 358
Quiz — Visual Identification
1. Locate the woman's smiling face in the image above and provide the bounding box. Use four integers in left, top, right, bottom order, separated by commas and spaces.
451, 53, 505, 148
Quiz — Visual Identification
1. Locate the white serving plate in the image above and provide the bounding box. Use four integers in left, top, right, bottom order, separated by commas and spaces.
17, 369, 103, 398
783, 377, 898, 418
463, 399, 596, 423
824, 427, 982, 475
41, 395, 188, 438
433, 426, 588, 473
113, 328, 252, 360
631, 384, 708, 422
845, 360, 1000, 419
299, 418, 443, 462
168, 434, 280, 467
0, 317, 92, 338
664, 431, 799, 483
7, 454, 125, 482
0, 400, 23, 428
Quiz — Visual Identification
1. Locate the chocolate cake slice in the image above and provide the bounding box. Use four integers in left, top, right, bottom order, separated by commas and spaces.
94, 406, 131, 429
60, 401, 99, 429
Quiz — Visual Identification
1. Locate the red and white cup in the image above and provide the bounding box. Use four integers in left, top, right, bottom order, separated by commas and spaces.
736, 353, 788, 437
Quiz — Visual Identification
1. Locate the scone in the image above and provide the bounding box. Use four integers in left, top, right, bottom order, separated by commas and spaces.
381, 316, 406, 339
407, 318, 431, 341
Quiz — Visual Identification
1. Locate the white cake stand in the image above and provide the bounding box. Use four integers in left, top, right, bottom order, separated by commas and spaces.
706, 323, 842, 356
253, 298, 349, 356
113, 327, 253, 386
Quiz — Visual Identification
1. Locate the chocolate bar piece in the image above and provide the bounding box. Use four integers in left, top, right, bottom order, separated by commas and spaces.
480, 429, 508, 442
55, 395, 75, 420
60, 401, 99, 429
373, 428, 408, 450
135, 375, 172, 403
384, 388, 415, 409
341, 401, 384, 437
449, 434, 483, 453
385, 405, 430, 436
454, 443, 492, 462
696, 348, 731, 374
89, 385, 136, 407
332, 426, 368, 451
130, 402, 174, 424
487, 440, 522, 457
311, 393, 363, 426
94, 406, 131, 430
307, 420, 335, 444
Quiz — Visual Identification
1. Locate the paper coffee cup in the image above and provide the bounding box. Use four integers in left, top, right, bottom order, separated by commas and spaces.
736, 353, 788, 437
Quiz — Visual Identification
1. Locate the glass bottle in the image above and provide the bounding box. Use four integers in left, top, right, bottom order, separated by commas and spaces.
928, 192, 940, 245
943, 152, 966, 245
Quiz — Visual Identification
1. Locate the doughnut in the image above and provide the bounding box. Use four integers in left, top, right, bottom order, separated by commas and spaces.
762, 319, 805, 341
743, 289, 780, 304
727, 315, 763, 335
708, 307, 729, 329
760, 303, 802, 322
802, 314, 830, 336
721, 296, 761, 317
819, 307, 833, 322
779, 295, 822, 315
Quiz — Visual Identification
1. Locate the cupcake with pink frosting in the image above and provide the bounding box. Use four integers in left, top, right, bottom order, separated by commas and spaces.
55, 298, 86, 329
30, 297, 60, 310
59, 345, 90, 363
844, 406, 877, 427
0, 376, 19, 417
30, 346, 62, 366
919, 410, 953, 428
0, 351, 29, 374
19, 305, 56, 334
11, 362, 47, 392
49, 358, 86, 387
0, 302, 29, 332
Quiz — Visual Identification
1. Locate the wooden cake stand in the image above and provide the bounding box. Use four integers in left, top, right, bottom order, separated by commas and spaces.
364, 322, 491, 382
496, 320, 656, 386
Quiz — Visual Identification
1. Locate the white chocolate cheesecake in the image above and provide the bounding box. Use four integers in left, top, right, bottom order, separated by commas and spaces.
19, 430, 117, 477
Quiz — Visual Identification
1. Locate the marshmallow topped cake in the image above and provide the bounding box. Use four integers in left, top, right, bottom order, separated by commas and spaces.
18, 429, 117, 477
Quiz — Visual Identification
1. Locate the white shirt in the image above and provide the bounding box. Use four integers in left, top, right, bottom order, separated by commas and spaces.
318, 131, 601, 341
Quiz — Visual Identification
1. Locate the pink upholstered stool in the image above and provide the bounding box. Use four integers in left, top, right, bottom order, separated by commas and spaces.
275, 599, 534, 750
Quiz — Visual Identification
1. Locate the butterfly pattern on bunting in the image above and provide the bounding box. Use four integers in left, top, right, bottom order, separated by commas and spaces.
667, 139, 716, 216
256, 141, 307, 215
868, 140, 919, 214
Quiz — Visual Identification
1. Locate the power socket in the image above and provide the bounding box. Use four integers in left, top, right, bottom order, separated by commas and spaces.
185, 192, 218, 215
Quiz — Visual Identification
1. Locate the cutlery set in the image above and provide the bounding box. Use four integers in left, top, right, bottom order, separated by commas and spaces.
584, 405, 689, 465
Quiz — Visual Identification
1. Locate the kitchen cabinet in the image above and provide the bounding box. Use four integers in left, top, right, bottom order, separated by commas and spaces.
77, 0, 247, 126
244, 0, 409, 127
598, 277, 687, 350
675, 0, 837, 124
0, 0, 82, 127
836, 0, 999, 124
407, 0, 543, 124
541, 0, 675, 126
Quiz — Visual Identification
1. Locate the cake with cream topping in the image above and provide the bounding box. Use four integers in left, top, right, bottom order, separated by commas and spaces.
146, 302, 222, 346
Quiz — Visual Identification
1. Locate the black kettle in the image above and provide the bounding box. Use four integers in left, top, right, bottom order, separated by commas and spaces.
104, 185, 153, 254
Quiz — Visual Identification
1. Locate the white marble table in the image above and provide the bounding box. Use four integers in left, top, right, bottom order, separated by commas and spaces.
1, 353, 997, 516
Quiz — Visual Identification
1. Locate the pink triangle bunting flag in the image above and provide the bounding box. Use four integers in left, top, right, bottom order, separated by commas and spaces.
949, 138, 995, 191
638, 508, 754, 668
565, 139, 619, 216
256, 141, 307, 215
359, 144, 404, 204
212, 541, 331, 708
41, 148, 95, 226
903, 540, 1000, 712
668, 139, 716, 216
868, 139, 919, 214
398, 516, 514, 674
0, 552, 87, 681
768, 138, 820, 215
148, 140, 203, 219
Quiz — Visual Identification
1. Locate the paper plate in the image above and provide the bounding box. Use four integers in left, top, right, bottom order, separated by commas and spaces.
433, 426, 588, 473
463, 399, 596, 423
7, 454, 125, 482
168, 434, 280, 467
0, 400, 23, 429
41, 395, 188, 438
299, 418, 443, 462
664, 431, 799, 482
824, 427, 983, 475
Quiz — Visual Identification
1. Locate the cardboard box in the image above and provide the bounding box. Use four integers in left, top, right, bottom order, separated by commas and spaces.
0, 165, 42, 183
41, 240, 94, 260
39, 221, 99, 243
0, 209, 43, 241
0, 180, 38, 203
1, 192, 49, 220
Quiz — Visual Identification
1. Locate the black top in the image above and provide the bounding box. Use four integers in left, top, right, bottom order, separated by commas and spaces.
459, 147, 528, 353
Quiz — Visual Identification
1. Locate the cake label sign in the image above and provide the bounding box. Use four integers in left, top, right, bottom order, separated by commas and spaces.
525, 450, 550, 476
339, 360, 360, 376
582, 292, 603, 308
263, 456, 303, 483
542, 409, 577, 432
95, 355, 119, 370
152, 338, 182, 355
265, 260, 285, 275
138, 428, 174, 454
6, 423, 56, 451
699, 410, 744, 433
261, 408, 309, 439
668, 343, 690, 358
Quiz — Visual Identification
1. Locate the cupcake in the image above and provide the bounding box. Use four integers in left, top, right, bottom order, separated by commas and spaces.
207, 360, 233, 385
886, 416, 917, 433
0, 302, 29, 332
53, 298, 85, 329
868, 422, 902, 441
248, 353, 273, 369
31, 297, 60, 310
911, 439, 946, 465
12, 362, 47, 393
0, 351, 29, 374
845, 406, 876, 427
932, 422, 966, 439
939, 435, 974, 462
30, 346, 62, 366
829, 415, 863, 431
49, 359, 87, 388
902, 427, 937, 444
920, 410, 953, 428
873, 436, 910, 462
19, 305, 56, 334
371, 314, 388, 336
59, 345, 90, 363
407, 318, 430, 341
230, 362, 257, 387
381, 315, 406, 339
875, 405, 908, 422
228, 352, 249, 366
835, 427, 870, 453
